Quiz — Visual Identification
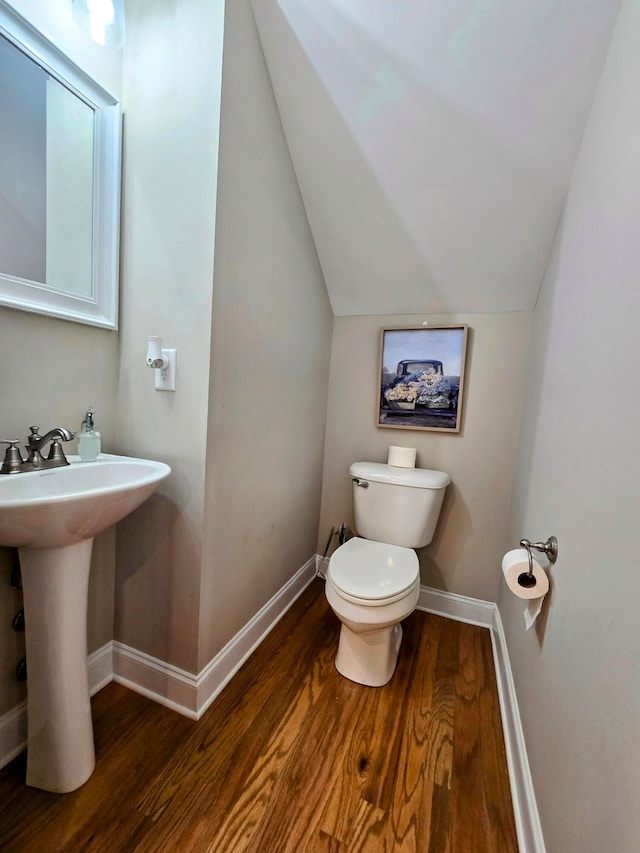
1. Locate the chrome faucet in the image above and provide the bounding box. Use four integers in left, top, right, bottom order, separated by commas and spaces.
0, 426, 75, 474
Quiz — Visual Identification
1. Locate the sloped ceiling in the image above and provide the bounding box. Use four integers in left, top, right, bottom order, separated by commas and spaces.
250, 0, 621, 315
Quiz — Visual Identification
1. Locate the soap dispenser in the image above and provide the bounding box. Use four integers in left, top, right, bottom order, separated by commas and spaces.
78, 408, 101, 462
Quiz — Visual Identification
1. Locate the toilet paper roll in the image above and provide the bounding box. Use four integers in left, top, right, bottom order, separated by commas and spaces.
388, 445, 417, 468
501, 548, 549, 630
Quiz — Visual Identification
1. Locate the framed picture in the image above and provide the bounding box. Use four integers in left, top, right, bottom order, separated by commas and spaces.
377, 325, 469, 432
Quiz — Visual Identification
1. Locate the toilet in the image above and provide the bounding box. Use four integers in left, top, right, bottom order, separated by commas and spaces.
325, 461, 450, 687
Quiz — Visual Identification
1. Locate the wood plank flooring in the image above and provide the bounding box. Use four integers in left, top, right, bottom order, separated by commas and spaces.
0, 580, 518, 852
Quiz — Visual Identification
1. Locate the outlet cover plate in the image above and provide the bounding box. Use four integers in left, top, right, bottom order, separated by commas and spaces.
155, 349, 176, 391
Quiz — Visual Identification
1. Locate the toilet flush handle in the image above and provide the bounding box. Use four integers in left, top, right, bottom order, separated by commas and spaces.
352, 478, 369, 488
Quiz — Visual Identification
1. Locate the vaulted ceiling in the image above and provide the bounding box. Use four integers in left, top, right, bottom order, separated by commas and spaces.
251, 0, 621, 315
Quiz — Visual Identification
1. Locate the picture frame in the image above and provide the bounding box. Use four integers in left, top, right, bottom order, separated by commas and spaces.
377, 325, 469, 433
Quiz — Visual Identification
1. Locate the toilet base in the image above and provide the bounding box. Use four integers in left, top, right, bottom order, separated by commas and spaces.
335, 621, 403, 687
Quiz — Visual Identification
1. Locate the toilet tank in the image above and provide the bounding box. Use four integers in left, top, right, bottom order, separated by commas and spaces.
350, 462, 450, 548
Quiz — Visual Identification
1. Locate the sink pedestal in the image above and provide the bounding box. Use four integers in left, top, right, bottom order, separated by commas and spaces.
20, 539, 96, 793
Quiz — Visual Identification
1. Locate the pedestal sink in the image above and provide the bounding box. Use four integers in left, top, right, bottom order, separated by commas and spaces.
0, 454, 170, 793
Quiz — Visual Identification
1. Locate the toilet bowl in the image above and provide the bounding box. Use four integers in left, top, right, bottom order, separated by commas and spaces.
326, 537, 420, 687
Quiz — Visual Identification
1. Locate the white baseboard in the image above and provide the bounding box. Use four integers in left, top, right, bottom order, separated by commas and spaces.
112, 644, 200, 719
195, 556, 317, 717
417, 585, 545, 853
88, 642, 114, 695
417, 584, 496, 627
112, 555, 318, 720
489, 603, 546, 853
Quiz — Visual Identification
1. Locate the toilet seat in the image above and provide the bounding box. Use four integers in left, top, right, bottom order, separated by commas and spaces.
328, 537, 419, 606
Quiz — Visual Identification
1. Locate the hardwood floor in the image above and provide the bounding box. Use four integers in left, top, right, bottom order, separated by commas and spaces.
0, 580, 517, 852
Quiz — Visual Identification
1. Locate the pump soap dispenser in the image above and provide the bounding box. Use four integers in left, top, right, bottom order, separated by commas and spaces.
78, 408, 101, 462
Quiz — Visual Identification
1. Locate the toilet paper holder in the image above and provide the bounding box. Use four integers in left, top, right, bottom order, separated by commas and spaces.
518, 536, 558, 587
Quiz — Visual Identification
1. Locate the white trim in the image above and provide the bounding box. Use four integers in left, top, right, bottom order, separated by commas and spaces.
195, 556, 317, 718
417, 585, 545, 853
112, 643, 199, 719
417, 584, 496, 627
490, 604, 546, 853
88, 641, 114, 696
0, 641, 114, 770
112, 556, 318, 720
0, 1, 122, 330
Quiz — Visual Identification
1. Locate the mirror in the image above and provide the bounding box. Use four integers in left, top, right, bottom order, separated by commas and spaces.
0, 2, 121, 329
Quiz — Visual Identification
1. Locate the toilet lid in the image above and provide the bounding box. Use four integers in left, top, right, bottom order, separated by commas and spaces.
329, 537, 419, 601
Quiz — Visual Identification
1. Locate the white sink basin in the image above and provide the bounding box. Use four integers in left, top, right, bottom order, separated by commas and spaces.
0, 454, 170, 548
0, 453, 170, 793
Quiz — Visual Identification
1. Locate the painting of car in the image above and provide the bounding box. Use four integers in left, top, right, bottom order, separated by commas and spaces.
377, 326, 468, 433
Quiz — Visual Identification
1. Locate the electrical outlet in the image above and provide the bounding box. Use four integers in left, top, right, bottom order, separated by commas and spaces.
155, 349, 176, 391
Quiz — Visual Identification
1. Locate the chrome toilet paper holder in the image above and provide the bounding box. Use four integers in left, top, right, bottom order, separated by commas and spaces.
518, 536, 558, 587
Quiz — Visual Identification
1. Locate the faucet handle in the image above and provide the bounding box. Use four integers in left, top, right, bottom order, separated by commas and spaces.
46, 439, 70, 466
0, 440, 25, 475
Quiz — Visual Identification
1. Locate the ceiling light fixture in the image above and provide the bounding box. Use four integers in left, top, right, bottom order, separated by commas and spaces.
71, 0, 126, 49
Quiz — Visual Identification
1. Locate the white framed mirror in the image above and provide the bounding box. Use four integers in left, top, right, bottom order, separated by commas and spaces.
0, 2, 121, 329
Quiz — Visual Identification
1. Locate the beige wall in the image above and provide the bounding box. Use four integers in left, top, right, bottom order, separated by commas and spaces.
0, 1, 121, 716
319, 311, 531, 602
500, 2, 640, 849
113, 0, 225, 673
198, 0, 333, 668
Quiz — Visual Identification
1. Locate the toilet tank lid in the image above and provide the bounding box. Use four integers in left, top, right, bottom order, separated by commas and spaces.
350, 461, 450, 489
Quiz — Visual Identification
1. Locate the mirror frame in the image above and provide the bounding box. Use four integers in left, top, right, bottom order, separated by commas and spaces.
0, 2, 121, 329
